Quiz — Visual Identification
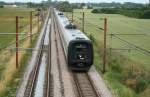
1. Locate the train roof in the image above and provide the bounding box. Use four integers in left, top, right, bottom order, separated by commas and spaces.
56, 10, 90, 42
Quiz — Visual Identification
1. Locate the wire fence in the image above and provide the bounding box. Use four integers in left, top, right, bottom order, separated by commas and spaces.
0, 10, 42, 50
0, 9, 47, 70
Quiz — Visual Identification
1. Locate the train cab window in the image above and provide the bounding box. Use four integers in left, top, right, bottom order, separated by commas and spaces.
73, 44, 89, 60
65, 23, 77, 29
58, 12, 64, 15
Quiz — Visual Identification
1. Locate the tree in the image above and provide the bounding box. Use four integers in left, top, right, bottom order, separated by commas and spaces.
48, 0, 51, 3
48, 0, 51, 5
80, 3, 85, 8
56, 1, 73, 12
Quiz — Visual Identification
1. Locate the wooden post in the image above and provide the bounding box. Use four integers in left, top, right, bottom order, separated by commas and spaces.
30, 11, 32, 42
103, 18, 107, 73
82, 12, 85, 33
38, 13, 40, 33
16, 16, 19, 69
72, 9, 74, 23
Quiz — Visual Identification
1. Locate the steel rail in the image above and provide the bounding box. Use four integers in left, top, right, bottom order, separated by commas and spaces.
46, 8, 52, 97
86, 73, 101, 97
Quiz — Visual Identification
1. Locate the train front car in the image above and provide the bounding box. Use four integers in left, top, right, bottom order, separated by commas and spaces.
55, 10, 93, 71
68, 39, 93, 71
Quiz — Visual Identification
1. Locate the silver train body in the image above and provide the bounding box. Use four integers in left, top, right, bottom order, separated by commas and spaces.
54, 10, 93, 71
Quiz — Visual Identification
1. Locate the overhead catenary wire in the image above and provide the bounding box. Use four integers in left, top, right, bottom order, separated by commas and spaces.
112, 35, 150, 56
109, 33, 149, 36
0, 33, 39, 51
0, 33, 27, 35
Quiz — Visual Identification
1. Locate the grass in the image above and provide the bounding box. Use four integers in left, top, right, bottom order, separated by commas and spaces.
65, 9, 150, 97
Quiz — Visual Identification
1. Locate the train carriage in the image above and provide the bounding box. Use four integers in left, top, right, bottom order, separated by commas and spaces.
54, 10, 93, 71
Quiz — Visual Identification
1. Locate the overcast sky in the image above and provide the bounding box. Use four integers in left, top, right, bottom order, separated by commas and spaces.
0, 0, 149, 4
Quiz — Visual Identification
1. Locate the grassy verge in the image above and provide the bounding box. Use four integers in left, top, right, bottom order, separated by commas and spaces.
0, 33, 39, 97
0, 7, 45, 96
90, 34, 150, 97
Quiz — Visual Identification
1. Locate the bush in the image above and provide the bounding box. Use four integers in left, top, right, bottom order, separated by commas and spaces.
141, 10, 150, 19
91, 9, 99, 13
0, 5, 4, 8
135, 77, 149, 93
100, 8, 118, 14
56, 1, 73, 12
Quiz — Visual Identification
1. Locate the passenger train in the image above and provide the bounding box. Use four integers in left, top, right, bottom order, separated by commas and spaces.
54, 10, 93, 71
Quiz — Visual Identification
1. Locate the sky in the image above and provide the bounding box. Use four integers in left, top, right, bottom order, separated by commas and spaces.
0, 0, 149, 4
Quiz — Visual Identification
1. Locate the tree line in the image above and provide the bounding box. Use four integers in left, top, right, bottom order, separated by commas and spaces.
92, 7, 150, 19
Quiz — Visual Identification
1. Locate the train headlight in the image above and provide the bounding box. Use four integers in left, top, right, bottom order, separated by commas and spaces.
77, 54, 85, 60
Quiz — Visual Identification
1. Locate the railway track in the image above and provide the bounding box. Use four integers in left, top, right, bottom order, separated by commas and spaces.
53, 8, 101, 97
23, 9, 51, 97
72, 73, 101, 97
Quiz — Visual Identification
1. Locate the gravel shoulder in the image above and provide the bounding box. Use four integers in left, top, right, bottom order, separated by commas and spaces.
88, 67, 113, 97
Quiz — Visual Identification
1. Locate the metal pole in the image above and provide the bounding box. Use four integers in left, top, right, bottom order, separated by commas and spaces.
103, 18, 107, 73
30, 11, 32, 42
82, 12, 85, 33
16, 16, 19, 69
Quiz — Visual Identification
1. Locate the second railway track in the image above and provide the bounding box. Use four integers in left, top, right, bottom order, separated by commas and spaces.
24, 9, 51, 97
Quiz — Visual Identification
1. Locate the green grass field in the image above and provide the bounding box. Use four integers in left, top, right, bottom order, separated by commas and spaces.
66, 9, 150, 97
